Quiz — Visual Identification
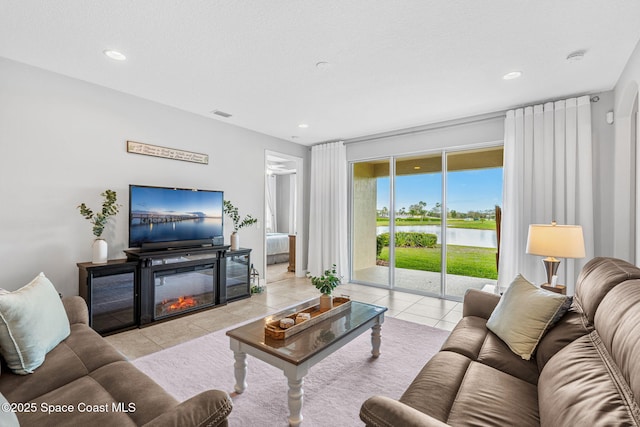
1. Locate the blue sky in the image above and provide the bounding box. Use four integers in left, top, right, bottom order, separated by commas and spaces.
131, 186, 223, 216
377, 167, 503, 213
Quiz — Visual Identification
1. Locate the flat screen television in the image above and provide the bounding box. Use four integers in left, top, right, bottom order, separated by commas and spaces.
129, 185, 224, 249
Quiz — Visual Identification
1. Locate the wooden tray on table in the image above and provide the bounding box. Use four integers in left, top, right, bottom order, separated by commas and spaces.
264, 297, 351, 340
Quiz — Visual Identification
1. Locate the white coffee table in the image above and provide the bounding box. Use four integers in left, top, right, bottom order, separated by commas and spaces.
226, 298, 387, 426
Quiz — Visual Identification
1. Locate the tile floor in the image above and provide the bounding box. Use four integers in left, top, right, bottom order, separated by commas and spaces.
105, 276, 463, 360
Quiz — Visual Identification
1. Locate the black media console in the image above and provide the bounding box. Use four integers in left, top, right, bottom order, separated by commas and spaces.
78, 245, 252, 335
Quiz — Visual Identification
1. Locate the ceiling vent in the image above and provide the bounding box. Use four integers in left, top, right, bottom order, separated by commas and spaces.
212, 110, 232, 118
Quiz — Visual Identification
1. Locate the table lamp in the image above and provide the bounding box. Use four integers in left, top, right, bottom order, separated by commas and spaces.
526, 222, 585, 288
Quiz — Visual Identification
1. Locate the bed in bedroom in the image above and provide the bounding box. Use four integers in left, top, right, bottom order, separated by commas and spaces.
266, 233, 290, 265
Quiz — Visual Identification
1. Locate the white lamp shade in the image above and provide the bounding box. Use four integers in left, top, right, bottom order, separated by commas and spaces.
526, 224, 586, 258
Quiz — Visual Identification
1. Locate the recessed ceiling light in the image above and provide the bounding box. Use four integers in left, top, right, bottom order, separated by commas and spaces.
316, 61, 330, 70
103, 50, 126, 61
566, 50, 586, 62
298, 123, 309, 129
503, 71, 522, 80
413, 166, 421, 170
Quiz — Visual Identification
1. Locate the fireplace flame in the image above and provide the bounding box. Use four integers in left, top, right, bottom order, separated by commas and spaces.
166, 296, 197, 312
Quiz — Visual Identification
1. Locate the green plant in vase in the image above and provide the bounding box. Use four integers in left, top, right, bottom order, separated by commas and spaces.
308, 264, 342, 311
77, 189, 120, 264
223, 200, 257, 250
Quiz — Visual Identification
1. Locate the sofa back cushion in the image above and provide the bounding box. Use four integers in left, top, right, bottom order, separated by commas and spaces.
574, 257, 640, 324
538, 277, 640, 426
538, 332, 640, 426
593, 279, 640, 405
535, 307, 591, 371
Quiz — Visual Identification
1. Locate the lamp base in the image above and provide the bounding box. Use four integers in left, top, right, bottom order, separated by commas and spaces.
541, 257, 560, 286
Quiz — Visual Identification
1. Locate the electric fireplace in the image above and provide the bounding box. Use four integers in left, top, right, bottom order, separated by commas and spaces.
125, 246, 228, 325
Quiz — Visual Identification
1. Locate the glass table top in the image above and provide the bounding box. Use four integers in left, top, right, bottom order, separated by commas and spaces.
226, 298, 387, 365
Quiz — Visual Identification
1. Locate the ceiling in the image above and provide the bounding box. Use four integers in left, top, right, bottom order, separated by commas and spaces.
267, 154, 297, 175
2, 1, 640, 146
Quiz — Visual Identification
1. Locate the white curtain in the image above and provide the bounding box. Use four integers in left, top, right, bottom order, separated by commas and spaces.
498, 96, 594, 295
308, 141, 348, 278
265, 174, 277, 233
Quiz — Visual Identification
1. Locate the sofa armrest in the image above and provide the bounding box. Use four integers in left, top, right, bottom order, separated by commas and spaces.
62, 296, 89, 325
360, 396, 450, 427
462, 289, 500, 319
142, 390, 232, 427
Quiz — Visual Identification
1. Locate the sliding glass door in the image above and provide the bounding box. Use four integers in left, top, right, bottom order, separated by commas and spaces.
444, 148, 503, 298
392, 154, 442, 295
350, 146, 502, 300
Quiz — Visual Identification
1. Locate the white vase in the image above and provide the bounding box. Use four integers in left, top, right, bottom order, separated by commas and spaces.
92, 239, 108, 264
230, 232, 239, 251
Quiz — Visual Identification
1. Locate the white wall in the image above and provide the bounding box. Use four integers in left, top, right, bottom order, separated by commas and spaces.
0, 58, 308, 297
613, 38, 640, 263
275, 174, 292, 233
590, 91, 616, 257
346, 114, 505, 161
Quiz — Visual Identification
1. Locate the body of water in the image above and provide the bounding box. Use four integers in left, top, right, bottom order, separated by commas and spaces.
130, 218, 223, 246
376, 225, 497, 248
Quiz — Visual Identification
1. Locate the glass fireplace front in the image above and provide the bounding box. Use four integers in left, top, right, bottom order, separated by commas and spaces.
153, 263, 216, 320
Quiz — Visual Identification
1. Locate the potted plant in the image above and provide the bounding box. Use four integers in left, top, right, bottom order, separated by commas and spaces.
308, 264, 342, 312
223, 200, 258, 250
78, 189, 120, 264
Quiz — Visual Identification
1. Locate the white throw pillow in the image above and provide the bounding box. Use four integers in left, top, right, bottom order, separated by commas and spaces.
0, 273, 70, 374
486, 274, 572, 360
0, 392, 20, 427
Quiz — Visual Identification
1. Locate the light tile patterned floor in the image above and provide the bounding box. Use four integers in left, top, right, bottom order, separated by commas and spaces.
352, 265, 496, 298
106, 276, 465, 360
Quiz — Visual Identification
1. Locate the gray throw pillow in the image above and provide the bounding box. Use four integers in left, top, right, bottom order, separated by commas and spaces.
486, 274, 572, 360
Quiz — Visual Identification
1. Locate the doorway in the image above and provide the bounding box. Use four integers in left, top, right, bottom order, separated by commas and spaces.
265, 151, 304, 283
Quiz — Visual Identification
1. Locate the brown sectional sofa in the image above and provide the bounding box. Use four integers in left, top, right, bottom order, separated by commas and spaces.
360, 257, 640, 426
0, 296, 232, 426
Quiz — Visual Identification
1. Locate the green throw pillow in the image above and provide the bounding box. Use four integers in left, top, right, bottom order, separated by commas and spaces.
486, 274, 572, 360
0, 273, 70, 374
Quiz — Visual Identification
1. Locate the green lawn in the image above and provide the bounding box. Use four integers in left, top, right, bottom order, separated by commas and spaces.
378, 245, 498, 280
376, 218, 496, 230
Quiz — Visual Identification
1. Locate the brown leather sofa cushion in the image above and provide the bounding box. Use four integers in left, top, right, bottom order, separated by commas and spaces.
400, 351, 539, 426
442, 316, 539, 385
538, 332, 640, 426
593, 280, 640, 403
0, 324, 127, 403
535, 307, 591, 371
574, 257, 640, 324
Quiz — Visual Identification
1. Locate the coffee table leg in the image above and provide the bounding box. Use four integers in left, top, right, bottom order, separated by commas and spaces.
286, 376, 304, 426
233, 351, 248, 393
371, 323, 382, 358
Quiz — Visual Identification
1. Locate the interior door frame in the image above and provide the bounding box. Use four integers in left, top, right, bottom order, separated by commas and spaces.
264, 150, 305, 281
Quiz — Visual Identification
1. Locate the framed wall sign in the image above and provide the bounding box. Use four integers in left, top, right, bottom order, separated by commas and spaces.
126, 140, 209, 165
